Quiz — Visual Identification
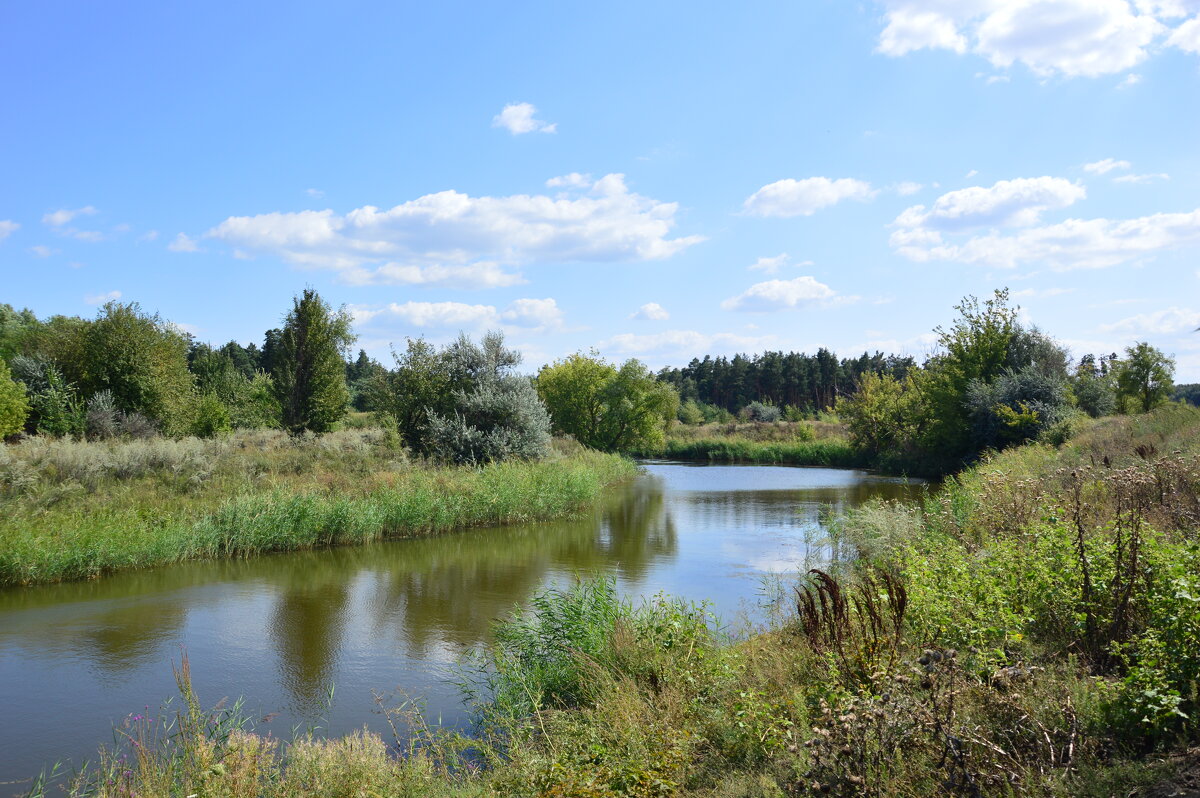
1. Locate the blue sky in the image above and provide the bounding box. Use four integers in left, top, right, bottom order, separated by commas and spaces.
3, 0, 1199, 378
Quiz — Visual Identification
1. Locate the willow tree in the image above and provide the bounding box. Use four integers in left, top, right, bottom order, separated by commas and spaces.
272, 290, 355, 434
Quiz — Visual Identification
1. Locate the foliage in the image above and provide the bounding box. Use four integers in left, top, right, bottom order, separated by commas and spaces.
9, 355, 85, 437
1173, 383, 1200, 407
739, 400, 782, 422
965, 363, 1071, 450
272, 289, 355, 434
79, 302, 197, 434
0, 356, 30, 438
1116, 342, 1175, 414
838, 372, 923, 456
368, 337, 455, 454
537, 352, 678, 452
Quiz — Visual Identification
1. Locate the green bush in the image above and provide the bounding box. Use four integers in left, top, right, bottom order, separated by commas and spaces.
0, 356, 29, 438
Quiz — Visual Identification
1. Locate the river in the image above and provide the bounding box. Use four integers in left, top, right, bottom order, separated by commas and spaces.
0, 462, 923, 783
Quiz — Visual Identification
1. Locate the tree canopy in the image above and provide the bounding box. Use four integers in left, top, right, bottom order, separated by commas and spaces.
272, 289, 356, 434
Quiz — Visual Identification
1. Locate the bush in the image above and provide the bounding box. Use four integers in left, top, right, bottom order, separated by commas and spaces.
739, 401, 782, 423
0, 356, 29, 438
190, 393, 233, 438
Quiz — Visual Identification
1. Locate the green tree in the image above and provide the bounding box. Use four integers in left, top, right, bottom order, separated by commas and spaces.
536, 352, 679, 452
367, 338, 454, 453
839, 372, 923, 455
1115, 342, 1175, 414
918, 289, 1019, 466
80, 302, 195, 434
0, 356, 30, 438
272, 289, 355, 434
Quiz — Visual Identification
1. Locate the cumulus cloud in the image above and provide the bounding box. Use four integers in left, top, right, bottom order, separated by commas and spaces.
168, 233, 201, 252
598, 329, 776, 359
207, 174, 703, 288
492, 102, 556, 134
892, 204, 1200, 270
0, 220, 18, 241
352, 298, 564, 332
43, 206, 97, 227
1100, 306, 1200, 334
875, 0, 1191, 77
743, 177, 875, 217
893, 176, 1085, 233
1166, 14, 1200, 51
748, 253, 792, 274
546, 173, 592, 188
721, 276, 845, 312
84, 290, 122, 305
631, 302, 670, 321
1083, 157, 1131, 174
895, 181, 924, 196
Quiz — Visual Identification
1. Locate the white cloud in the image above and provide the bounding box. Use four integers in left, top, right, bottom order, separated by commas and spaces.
1166, 15, 1200, 51
0, 220, 19, 241
1010, 286, 1074, 298
1113, 172, 1170, 183
749, 253, 791, 274
546, 173, 592, 188
139, 230, 160, 242
353, 298, 564, 332
1100, 306, 1200, 334
1118, 72, 1143, 86
877, 0, 1184, 77
168, 232, 201, 252
721, 275, 842, 312
84, 290, 122, 305
743, 177, 875, 217
306, 188, 325, 198
876, 7, 969, 55
986, 73, 1012, 83
207, 174, 703, 287
43, 206, 97, 227
631, 302, 670, 321
492, 102, 556, 135
29, 245, 58, 257
893, 176, 1085, 233
965, 169, 979, 178
1083, 157, 1131, 174
598, 329, 776, 359
892, 206, 1200, 269
895, 181, 924, 196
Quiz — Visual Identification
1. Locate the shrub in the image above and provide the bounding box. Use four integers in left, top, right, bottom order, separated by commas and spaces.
739, 401, 782, 423
0, 356, 29, 438
190, 393, 233, 438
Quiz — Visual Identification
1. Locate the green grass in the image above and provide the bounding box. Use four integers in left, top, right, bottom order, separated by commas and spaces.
0, 431, 636, 585
629, 419, 868, 467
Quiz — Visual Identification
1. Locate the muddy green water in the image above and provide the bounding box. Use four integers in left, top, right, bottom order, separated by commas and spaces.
0, 462, 923, 783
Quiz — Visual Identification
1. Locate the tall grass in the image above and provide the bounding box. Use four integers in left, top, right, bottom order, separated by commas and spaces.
0, 431, 636, 585
629, 419, 866, 467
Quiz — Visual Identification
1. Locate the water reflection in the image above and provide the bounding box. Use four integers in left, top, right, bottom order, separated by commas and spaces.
0, 462, 920, 782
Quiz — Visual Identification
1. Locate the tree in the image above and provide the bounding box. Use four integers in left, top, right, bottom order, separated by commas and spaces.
1115, 342, 1175, 414
918, 289, 1020, 466
80, 302, 195, 434
0, 356, 30, 438
839, 372, 923, 456
272, 290, 355, 434
367, 338, 455, 453
425, 332, 552, 464
536, 352, 679, 452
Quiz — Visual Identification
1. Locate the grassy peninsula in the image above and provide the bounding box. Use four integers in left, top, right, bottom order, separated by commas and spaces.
0, 430, 635, 586
41, 403, 1200, 797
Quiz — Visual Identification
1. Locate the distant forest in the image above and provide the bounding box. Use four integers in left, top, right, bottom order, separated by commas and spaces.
656, 350, 916, 414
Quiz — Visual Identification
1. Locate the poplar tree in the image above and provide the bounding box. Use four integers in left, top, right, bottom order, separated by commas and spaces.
272, 289, 355, 434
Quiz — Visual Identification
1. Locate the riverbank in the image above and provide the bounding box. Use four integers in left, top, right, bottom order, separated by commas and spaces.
0, 430, 636, 585
628, 419, 868, 468
42, 404, 1200, 796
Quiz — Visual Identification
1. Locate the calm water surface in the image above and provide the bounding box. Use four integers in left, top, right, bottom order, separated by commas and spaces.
0, 462, 922, 782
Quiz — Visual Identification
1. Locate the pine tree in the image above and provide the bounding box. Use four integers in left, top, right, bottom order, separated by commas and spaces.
272, 290, 355, 434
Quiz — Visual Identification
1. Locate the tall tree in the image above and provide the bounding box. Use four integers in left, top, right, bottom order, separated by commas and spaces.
1115, 342, 1175, 414
0, 356, 30, 438
272, 290, 355, 434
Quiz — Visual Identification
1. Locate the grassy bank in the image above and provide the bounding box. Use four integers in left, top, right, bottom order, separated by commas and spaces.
0, 430, 636, 585
630, 420, 867, 468
41, 404, 1200, 796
